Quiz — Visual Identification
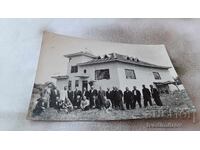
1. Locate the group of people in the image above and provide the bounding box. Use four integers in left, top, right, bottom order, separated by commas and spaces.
32, 83, 163, 116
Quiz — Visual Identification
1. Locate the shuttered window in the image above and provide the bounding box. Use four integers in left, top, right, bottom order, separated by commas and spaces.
125, 69, 136, 79
95, 69, 110, 80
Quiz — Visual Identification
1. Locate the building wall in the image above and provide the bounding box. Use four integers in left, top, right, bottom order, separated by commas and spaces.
57, 55, 174, 92
116, 62, 174, 91
81, 62, 120, 91
56, 79, 68, 91
57, 62, 121, 91
66, 55, 93, 74
66, 55, 94, 91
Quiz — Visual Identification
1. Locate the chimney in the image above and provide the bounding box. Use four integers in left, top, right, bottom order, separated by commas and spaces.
113, 53, 117, 59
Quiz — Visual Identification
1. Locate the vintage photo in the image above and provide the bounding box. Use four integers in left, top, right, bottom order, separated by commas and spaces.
27, 31, 195, 121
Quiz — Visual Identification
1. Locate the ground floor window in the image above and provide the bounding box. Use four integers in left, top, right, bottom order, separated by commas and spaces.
125, 69, 136, 79
82, 80, 88, 91
153, 72, 161, 80
95, 69, 110, 80
75, 80, 79, 87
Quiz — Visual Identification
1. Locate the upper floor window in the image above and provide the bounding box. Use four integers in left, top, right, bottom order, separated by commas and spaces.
125, 69, 136, 79
153, 72, 161, 80
71, 66, 78, 73
84, 69, 87, 73
95, 69, 110, 80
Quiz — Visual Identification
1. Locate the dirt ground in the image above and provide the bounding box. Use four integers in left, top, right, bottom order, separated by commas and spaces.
27, 90, 196, 121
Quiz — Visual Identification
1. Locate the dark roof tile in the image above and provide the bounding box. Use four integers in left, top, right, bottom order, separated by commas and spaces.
78, 53, 171, 69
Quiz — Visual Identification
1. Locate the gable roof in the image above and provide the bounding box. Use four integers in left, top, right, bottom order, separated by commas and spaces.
78, 53, 171, 69
64, 51, 96, 58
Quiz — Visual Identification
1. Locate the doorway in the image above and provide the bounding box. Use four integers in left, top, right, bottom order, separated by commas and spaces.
82, 80, 88, 91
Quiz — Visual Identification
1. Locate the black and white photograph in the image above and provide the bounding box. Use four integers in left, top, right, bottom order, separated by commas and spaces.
1, 1, 200, 150
27, 31, 195, 121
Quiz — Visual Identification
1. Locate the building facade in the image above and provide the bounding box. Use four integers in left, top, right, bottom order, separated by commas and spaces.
52, 51, 175, 93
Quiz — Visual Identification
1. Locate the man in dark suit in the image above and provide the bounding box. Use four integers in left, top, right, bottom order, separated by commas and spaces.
89, 85, 98, 108
132, 86, 142, 108
110, 87, 115, 108
49, 86, 60, 108
106, 88, 112, 100
150, 85, 163, 106
118, 88, 125, 110
74, 87, 82, 109
67, 87, 74, 105
114, 87, 125, 110
82, 87, 90, 99
97, 86, 106, 109
124, 87, 133, 110
142, 84, 152, 108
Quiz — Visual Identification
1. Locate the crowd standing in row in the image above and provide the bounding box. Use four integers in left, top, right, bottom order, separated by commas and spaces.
32, 84, 163, 116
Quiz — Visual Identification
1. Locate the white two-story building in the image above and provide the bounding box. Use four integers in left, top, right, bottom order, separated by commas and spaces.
52, 51, 176, 93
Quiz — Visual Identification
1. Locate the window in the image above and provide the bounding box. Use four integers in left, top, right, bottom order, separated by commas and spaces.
75, 80, 79, 87
84, 69, 87, 73
68, 80, 72, 88
71, 66, 78, 73
153, 72, 161, 80
95, 69, 110, 80
125, 69, 136, 79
